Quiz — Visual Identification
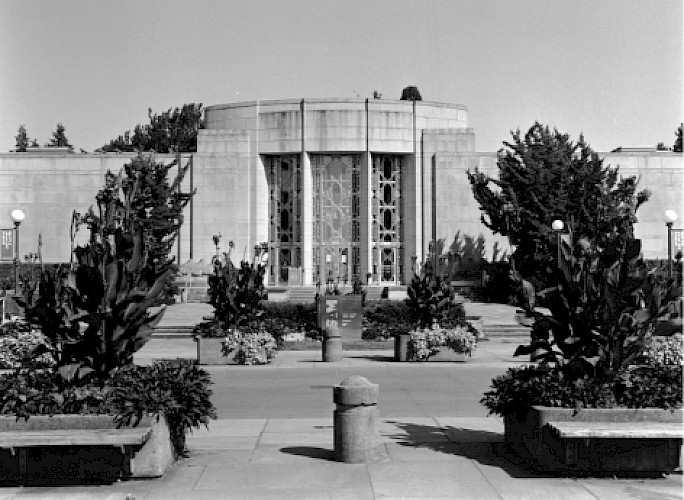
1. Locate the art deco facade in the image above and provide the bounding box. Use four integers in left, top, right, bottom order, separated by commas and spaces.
1, 98, 682, 287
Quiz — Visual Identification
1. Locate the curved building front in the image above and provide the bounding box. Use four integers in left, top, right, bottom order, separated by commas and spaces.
198, 98, 476, 287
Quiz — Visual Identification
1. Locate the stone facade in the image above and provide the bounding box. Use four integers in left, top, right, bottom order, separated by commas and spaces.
0, 98, 682, 287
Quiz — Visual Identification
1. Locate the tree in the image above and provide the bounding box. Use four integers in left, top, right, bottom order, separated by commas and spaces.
14, 125, 29, 152
674, 124, 683, 152
49, 122, 72, 148
467, 122, 649, 287
100, 103, 203, 153
30, 139, 39, 148
400, 86, 422, 101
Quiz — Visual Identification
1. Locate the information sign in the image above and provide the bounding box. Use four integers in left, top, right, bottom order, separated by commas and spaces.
1, 229, 13, 261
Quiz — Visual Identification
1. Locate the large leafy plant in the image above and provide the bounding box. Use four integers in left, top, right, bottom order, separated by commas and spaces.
207, 241, 269, 331
19, 154, 193, 379
405, 256, 465, 329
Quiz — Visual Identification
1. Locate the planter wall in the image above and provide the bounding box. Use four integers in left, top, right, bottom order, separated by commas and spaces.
505, 406, 683, 474
194, 336, 239, 365
394, 333, 472, 362
0, 413, 173, 485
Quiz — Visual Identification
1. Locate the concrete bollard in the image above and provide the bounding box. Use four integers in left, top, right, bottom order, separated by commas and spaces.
333, 376, 380, 463
322, 326, 342, 362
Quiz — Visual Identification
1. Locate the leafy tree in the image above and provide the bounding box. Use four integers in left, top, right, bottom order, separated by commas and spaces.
49, 122, 72, 148
674, 123, 683, 153
400, 86, 422, 101
30, 139, 39, 148
100, 103, 203, 153
656, 142, 668, 151
467, 122, 649, 288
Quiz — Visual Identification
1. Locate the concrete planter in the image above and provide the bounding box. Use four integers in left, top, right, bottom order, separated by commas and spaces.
394, 332, 473, 362
194, 336, 239, 365
0, 413, 174, 484
504, 406, 683, 474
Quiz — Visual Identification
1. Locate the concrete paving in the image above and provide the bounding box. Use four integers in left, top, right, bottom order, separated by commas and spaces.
1, 303, 681, 499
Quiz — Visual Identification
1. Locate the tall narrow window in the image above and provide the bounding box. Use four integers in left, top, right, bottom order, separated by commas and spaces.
372, 155, 403, 284
268, 155, 301, 284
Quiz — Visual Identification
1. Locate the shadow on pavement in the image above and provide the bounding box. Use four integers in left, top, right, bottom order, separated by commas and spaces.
383, 420, 552, 479
280, 446, 335, 461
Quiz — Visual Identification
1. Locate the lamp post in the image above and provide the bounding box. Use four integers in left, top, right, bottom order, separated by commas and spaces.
10, 209, 25, 295
665, 210, 677, 280
552, 219, 564, 269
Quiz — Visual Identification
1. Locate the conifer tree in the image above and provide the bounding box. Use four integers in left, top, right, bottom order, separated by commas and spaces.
14, 125, 29, 152
467, 122, 649, 284
49, 123, 72, 148
674, 124, 683, 152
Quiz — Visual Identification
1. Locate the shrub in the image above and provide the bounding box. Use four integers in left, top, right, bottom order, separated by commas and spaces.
615, 365, 683, 409
107, 361, 217, 457
0, 361, 217, 459
260, 302, 318, 342
480, 364, 682, 418
362, 301, 413, 340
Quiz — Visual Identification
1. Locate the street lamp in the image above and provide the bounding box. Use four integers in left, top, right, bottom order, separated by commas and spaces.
552, 219, 564, 269
10, 209, 25, 295
665, 210, 677, 280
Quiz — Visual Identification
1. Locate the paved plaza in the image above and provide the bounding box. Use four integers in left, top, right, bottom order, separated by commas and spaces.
0, 303, 681, 499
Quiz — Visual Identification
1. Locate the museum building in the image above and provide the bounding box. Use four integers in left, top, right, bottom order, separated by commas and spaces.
0, 98, 682, 288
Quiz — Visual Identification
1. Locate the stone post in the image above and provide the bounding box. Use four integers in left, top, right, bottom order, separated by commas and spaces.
322, 326, 342, 362
333, 376, 380, 463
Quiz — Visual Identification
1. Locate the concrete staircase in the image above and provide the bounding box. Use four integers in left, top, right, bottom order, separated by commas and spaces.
481, 324, 532, 338
152, 325, 196, 339
287, 286, 318, 303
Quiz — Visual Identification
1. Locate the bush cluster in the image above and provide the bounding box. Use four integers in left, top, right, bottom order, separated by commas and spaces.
481, 364, 682, 418
0, 361, 216, 458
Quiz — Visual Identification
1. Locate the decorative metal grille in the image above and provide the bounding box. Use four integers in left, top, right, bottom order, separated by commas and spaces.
267, 155, 301, 285
312, 154, 361, 286
372, 155, 402, 283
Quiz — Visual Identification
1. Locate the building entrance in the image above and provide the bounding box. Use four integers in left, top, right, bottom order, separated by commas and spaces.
312, 154, 360, 288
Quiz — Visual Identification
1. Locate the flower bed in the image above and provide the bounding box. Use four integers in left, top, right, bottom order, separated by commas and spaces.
221, 329, 278, 365
0, 321, 55, 369
407, 326, 477, 361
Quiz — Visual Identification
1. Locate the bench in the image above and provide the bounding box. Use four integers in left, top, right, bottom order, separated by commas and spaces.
0, 427, 153, 480
546, 421, 683, 468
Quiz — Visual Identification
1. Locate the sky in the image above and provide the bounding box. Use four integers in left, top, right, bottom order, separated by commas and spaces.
1, 0, 682, 154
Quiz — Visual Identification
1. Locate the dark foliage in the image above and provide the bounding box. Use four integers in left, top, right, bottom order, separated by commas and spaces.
107, 361, 217, 457
400, 86, 422, 101
14, 125, 29, 152
206, 243, 268, 330
0, 361, 217, 458
674, 123, 682, 153
362, 301, 414, 340
48, 123, 72, 149
100, 103, 203, 153
406, 258, 466, 329
481, 364, 682, 417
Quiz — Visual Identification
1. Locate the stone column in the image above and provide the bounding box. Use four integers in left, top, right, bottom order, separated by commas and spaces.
333, 376, 380, 463
301, 151, 313, 285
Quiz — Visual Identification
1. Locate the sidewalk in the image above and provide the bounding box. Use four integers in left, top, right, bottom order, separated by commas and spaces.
1, 304, 681, 499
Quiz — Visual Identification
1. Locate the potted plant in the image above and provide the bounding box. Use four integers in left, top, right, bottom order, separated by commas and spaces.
195, 240, 278, 365
0, 154, 216, 483
472, 124, 683, 474
397, 256, 478, 362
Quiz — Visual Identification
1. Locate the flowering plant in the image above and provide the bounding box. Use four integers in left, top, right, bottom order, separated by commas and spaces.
0, 321, 55, 369
221, 329, 278, 365
407, 326, 477, 361
637, 335, 683, 366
